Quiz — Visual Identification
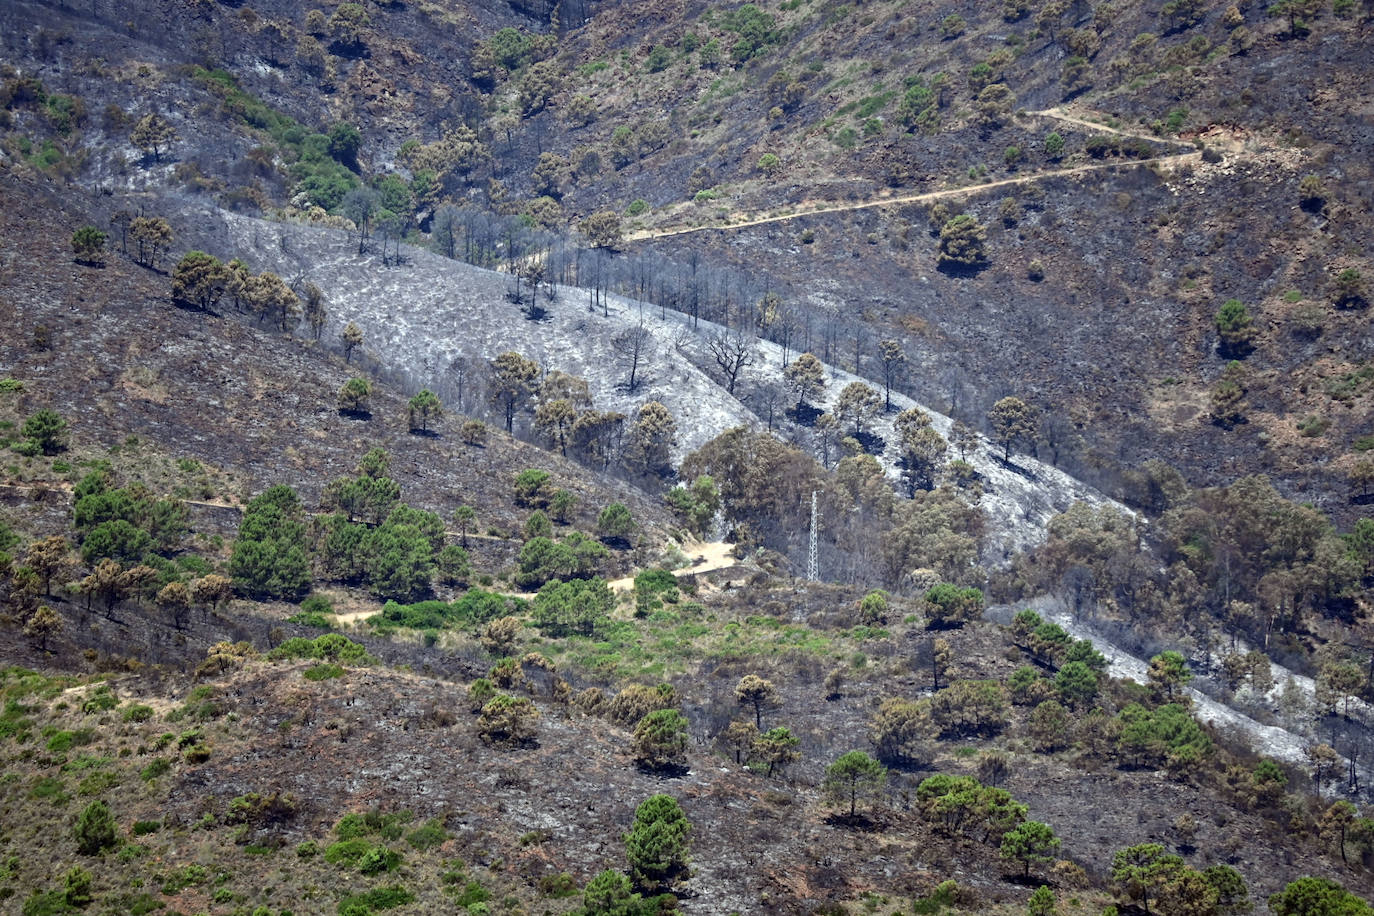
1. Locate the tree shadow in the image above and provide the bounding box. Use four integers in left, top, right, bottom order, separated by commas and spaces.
854, 430, 886, 455
992, 454, 1037, 480
787, 403, 823, 426
822, 812, 881, 831
407, 428, 441, 439
1002, 872, 1053, 888
878, 755, 934, 775
328, 40, 371, 59
169, 297, 207, 314
935, 260, 988, 279
635, 761, 689, 778
338, 408, 372, 421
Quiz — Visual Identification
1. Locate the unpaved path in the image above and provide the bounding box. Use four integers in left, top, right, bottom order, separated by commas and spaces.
628, 107, 1206, 242
606, 540, 740, 593
1027, 106, 1180, 145
331, 541, 741, 626
627, 154, 1199, 241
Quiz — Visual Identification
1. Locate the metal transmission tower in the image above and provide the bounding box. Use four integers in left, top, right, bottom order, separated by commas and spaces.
807, 490, 819, 581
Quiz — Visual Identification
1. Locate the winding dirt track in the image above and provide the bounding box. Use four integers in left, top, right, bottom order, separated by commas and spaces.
627, 108, 1201, 242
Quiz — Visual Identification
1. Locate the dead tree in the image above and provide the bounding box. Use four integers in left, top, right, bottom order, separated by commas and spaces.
611, 324, 655, 393
706, 328, 756, 395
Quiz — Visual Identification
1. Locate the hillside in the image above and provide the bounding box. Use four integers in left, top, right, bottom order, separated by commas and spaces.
3, 0, 1371, 513
2, 0, 1374, 914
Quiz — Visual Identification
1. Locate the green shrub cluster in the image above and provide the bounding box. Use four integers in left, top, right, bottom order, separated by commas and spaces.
405, 818, 449, 851
338, 886, 415, 916
371, 589, 523, 632
269, 633, 372, 665
721, 4, 779, 62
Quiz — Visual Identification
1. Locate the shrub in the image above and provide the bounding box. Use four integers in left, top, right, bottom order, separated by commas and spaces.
324, 838, 396, 870
596, 502, 635, 543
625, 794, 692, 890
476, 693, 539, 746
20, 410, 69, 456
936, 215, 988, 272
339, 886, 416, 915
461, 420, 488, 445
74, 800, 118, 854
1215, 298, 1255, 357
72, 226, 107, 264
924, 584, 984, 627
30, 776, 69, 805
270, 633, 371, 664
122, 703, 155, 723
537, 873, 579, 898
644, 44, 672, 73
81, 686, 118, 714
1331, 267, 1367, 309
1297, 414, 1330, 437
633, 708, 690, 771
513, 469, 552, 508
358, 845, 402, 875
406, 818, 449, 850
140, 758, 171, 781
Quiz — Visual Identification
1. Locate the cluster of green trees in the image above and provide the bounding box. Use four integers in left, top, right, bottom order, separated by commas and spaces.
73, 466, 187, 566
8, 464, 236, 630
226, 449, 479, 604
311, 449, 469, 601
189, 67, 363, 211
230, 484, 312, 600
915, 771, 1034, 847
